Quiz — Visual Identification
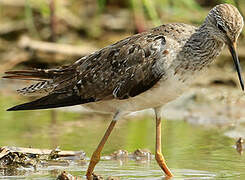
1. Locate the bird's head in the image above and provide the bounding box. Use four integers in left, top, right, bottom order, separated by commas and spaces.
205, 3, 244, 90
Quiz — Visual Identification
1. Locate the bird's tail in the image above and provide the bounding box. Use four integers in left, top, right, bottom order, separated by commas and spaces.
6, 93, 94, 111
3, 68, 95, 111
3, 69, 53, 80
3, 68, 74, 96
3, 69, 55, 96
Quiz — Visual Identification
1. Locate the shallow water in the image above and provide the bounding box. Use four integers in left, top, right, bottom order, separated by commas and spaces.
1, 93, 245, 179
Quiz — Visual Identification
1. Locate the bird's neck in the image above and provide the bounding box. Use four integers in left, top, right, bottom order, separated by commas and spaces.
176, 24, 225, 73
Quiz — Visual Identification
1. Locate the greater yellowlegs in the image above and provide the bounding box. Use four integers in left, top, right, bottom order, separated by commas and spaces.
3, 3, 244, 179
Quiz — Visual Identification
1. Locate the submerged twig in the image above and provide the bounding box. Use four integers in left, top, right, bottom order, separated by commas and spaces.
0, 146, 85, 158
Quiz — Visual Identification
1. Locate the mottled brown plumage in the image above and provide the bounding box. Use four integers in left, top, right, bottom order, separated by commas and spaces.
4, 23, 198, 110
3, 3, 245, 179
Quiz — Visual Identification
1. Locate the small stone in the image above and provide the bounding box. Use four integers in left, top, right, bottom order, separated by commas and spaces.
110, 149, 128, 159
92, 173, 104, 180
57, 171, 76, 180
133, 149, 152, 160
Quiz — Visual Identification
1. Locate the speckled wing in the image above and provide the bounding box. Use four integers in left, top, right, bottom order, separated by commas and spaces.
74, 32, 167, 100
4, 28, 169, 110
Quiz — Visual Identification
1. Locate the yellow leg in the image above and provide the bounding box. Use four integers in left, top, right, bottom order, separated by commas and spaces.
154, 108, 173, 178
86, 112, 119, 180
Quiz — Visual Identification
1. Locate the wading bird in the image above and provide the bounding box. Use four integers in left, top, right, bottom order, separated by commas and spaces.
3, 3, 244, 179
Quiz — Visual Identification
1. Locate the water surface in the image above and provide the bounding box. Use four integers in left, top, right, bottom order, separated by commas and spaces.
0, 94, 245, 179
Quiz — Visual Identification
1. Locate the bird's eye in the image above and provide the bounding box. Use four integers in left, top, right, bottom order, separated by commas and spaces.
217, 24, 226, 33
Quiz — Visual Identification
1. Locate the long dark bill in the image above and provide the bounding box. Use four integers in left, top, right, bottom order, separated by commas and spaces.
228, 43, 244, 91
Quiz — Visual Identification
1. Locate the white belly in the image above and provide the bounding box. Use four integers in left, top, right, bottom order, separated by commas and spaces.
83, 74, 189, 114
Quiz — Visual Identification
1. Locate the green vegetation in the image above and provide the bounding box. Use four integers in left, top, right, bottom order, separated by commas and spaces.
2, 0, 244, 40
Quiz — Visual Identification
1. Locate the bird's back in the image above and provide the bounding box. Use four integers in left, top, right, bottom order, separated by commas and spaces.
4, 23, 197, 111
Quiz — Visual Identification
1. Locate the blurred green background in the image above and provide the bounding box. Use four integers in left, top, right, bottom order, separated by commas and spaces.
0, 0, 244, 70
1, 0, 245, 179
